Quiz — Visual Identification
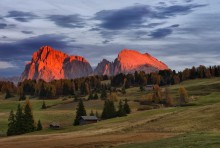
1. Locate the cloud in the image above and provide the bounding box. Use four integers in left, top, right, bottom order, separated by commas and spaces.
6, 11, 38, 22
155, 4, 207, 18
21, 31, 33, 34
94, 3, 206, 30
102, 40, 110, 44
149, 28, 173, 38
0, 23, 7, 29
47, 14, 85, 28
94, 5, 154, 30
89, 27, 101, 31
0, 61, 15, 69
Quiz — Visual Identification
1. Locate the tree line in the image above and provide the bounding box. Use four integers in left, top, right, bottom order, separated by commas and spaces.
1, 65, 220, 100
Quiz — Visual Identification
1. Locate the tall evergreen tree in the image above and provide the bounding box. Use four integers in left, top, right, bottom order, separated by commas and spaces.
90, 110, 94, 116
41, 100, 47, 109
37, 120, 43, 131
74, 99, 87, 125
23, 99, 35, 132
100, 89, 107, 100
88, 93, 93, 100
101, 100, 116, 119
5, 89, 12, 99
93, 93, 99, 100
14, 104, 25, 135
7, 110, 16, 136
117, 100, 126, 117
124, 99, 131, 114
95, 110, 99, 118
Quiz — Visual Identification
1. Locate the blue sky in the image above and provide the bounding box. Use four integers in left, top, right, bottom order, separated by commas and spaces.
0, 0, 219, 76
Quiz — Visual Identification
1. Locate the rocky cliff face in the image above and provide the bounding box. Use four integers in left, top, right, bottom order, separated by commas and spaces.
94, 49, 169, 75
20, 46, 92, 81
94, 59, 114, 76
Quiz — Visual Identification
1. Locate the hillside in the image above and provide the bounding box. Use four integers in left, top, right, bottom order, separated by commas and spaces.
1, 78, 220, 147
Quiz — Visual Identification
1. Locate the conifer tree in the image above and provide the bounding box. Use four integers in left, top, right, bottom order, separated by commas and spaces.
100, 89, 107, 100
88, 93, 93, 100
41, 100, 47, 109
23, 99, 35, 132
14, 104, 25, 135
101, 100, 116, 119
74, 99, 87, 125
124, 99, 131, 114
121, 87, 126, 94
117, 100, 126, 117
93, 93, 99, 100
5, 90, 12, 99
95, 110, 99, 118
7, 110, 16, 136
90, 110, 94, 116
19, 91, 26, 101
37, 120, 43, 131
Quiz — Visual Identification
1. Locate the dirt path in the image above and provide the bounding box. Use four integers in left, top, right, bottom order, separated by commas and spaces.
0, 132, 177, 148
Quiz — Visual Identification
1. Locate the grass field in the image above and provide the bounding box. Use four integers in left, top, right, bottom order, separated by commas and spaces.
1, 78, 220, 147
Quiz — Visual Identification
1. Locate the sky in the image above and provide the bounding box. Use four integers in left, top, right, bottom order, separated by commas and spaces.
0, 0, 220, 77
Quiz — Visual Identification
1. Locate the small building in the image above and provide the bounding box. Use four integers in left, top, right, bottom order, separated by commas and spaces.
79, 116, 98, 125
146, 85, 154, 91
49, 122, 60, 129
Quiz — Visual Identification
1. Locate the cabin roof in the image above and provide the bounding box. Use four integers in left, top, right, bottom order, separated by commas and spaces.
81, 116, 98, 120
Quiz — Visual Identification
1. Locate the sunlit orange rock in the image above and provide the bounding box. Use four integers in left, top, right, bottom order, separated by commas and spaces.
20, 46, 92, 81
94, 49, 169, 75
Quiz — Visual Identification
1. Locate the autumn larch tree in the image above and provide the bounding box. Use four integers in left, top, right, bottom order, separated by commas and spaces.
178, 86, 189, 106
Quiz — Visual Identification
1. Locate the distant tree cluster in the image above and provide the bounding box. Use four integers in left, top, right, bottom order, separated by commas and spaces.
73, 98, 131, 126
0, 81, 16, 99
101, 98, 131, 119
7, 99, 42, 136
111, 65, 220, 87
141, 84, 189, 107
16, 75, 110, 99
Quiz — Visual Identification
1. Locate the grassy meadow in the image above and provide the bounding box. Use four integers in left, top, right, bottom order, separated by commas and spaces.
1, 77, 220, 147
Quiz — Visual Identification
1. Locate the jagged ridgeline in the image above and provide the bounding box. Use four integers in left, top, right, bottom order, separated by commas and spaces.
20, 46, 169, 82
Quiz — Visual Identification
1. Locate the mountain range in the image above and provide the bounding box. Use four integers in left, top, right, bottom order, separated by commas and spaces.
20, 46, 169, 81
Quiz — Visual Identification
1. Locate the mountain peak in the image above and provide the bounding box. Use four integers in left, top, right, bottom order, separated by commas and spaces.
21, 46, 92, 81
114, 49, 169, 74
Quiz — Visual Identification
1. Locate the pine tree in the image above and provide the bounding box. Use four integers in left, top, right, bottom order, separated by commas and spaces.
121, 87, 126, 94
93, 93, 99, 100
19, 91, 26, 101
88, 93, 93, 100
95, 110, 99, 118
74, 99, 87, 125
7, 110, 16, 136
101, 100, 116, 119
124, 99, 131, 114
117, 100, 126, 117
37, 120, 43, 131
14, 104, 25, 135
5, 90, 12, 99
100, 89, 107, 100
41, 100, 47, 109
90, 110, 94, 116
23, 99, 35, 133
